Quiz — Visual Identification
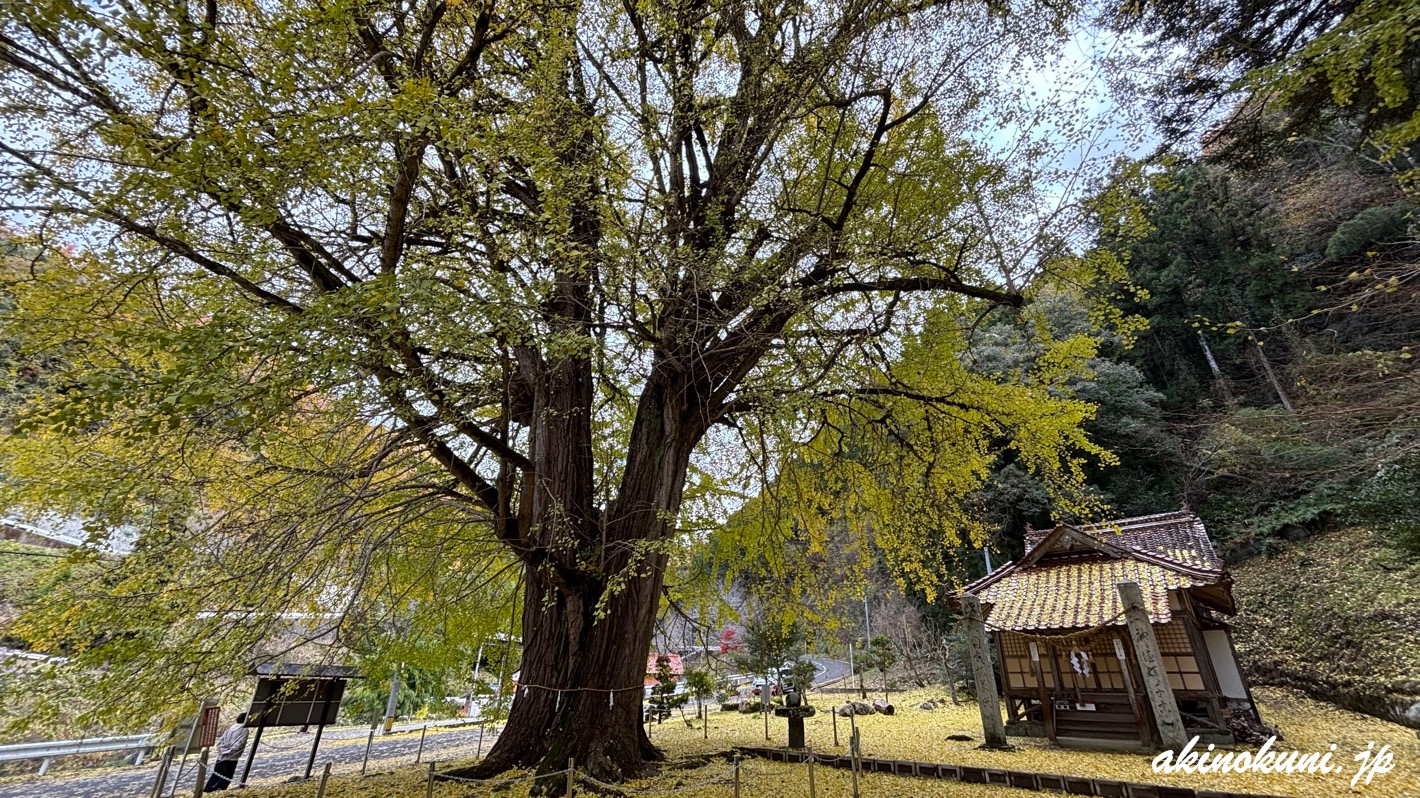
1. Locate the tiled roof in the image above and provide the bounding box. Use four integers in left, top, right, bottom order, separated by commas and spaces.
965, 510, 1230, 632
645, 653, 684, 686
1023, 510, 1223, 572
976, 556, 1200, 630
1076, 511, 1223, 572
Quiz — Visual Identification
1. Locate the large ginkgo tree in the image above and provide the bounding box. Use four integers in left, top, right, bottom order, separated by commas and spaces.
0, 0, 1129, 780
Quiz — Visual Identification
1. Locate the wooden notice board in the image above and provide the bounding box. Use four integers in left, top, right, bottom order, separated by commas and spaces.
246, 677, 346, 727
199, 705, 222, 748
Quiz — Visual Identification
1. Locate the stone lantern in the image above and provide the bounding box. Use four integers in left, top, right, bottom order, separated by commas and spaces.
773, 689, 817, 749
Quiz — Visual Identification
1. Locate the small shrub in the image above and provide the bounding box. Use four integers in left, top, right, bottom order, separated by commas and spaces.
1325, 201, 1414, 260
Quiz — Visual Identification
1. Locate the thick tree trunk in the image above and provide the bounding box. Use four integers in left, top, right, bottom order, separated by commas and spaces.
454, 372, 704, 783
461, 566, 663, 782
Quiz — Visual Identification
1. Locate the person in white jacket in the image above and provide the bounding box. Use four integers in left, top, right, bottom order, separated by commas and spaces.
203, 712, 248, 792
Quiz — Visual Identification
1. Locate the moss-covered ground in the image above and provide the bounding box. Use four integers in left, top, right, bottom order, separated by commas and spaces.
1229, 526, 1420, 726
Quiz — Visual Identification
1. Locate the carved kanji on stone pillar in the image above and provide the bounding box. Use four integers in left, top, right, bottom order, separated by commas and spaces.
1117, 580, 1187, 751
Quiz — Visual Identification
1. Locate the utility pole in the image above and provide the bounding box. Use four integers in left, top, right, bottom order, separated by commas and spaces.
466, 642, 485, 718
383, 668, 401, 734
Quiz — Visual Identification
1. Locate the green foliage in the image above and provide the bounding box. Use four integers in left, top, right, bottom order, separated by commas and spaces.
733, 617, 805, 684
1350, 454, 1420, 558
859, 635, 897, 675
0, 249, 65, 423
1255, 0, 1420, 172
0, 379, 521, 729
0, 0, 1145, 761
785, 659, 817, 696
1326, 201, 1416, 261
713, 298, 1118, 616
1193, 407, 1352, 542
683, 668, 715, 703
1103, 163, 1307, 411
340, 666, 456, 724
1080, 147, 1419, 564
1116, 0, 1420, 179
0, 543, 68, 618
649, 655, 683, 707
971, 291, 1181, 554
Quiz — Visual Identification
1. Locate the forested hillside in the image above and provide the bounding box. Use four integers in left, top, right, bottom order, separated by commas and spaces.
715, 113, 1420, 727
1099, 129, 1418, 560
1230, 526, 1420, 728
963, 114, 1420, 723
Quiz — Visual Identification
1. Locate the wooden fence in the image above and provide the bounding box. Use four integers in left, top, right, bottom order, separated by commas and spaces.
734, 746, 1291, 798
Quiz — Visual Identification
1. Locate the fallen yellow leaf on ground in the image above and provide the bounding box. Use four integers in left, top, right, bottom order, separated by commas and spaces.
239, 686, 1419, 797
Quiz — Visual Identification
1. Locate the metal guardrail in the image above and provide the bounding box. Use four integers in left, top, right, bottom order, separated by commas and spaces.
0, 734, 156, 774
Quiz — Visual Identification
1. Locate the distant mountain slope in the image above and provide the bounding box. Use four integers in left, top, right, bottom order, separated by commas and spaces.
1230, 526, 1420, 728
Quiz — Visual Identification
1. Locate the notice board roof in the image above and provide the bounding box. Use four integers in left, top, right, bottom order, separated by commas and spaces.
250, 663, 365, 680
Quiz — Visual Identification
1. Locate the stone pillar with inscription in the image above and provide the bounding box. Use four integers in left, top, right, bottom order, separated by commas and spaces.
1116, 580, 1187, 751
961, 594, 1009, 748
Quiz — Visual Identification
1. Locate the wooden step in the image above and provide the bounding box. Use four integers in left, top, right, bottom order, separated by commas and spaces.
1056, 719, 1139, 732
1055, 709, 1142, 739
1056, 723, 1139, 736
1057, 728, 1141, 742
1055, 712, 1139, 723
1055, 710, 1135, 722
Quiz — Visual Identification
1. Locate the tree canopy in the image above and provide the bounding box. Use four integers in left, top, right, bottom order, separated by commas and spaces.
1115, 0, 1420, 174
0, 0, 1136, 778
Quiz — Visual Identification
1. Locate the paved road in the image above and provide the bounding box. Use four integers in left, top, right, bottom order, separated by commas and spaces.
0, 723, 498, 798
808, 657, 852, 687
0, 661, 852, 798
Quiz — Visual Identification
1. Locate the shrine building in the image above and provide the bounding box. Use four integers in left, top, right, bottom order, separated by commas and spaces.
958, 510, 1262, 748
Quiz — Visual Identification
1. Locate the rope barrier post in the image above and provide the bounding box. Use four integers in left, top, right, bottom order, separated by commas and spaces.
732, 753, 741, 798
849, 728, 860, 798
807, 747, 816, 798
424, 762, 435, 798
832, 709, 838, 747
566, 757, 575, 798
191, 747, 209, 798
149, 747, 175, 798
360, 723, 375, 776
476, 723, 485, 758
415, 724, 428, 764
315, 762, 331, 798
